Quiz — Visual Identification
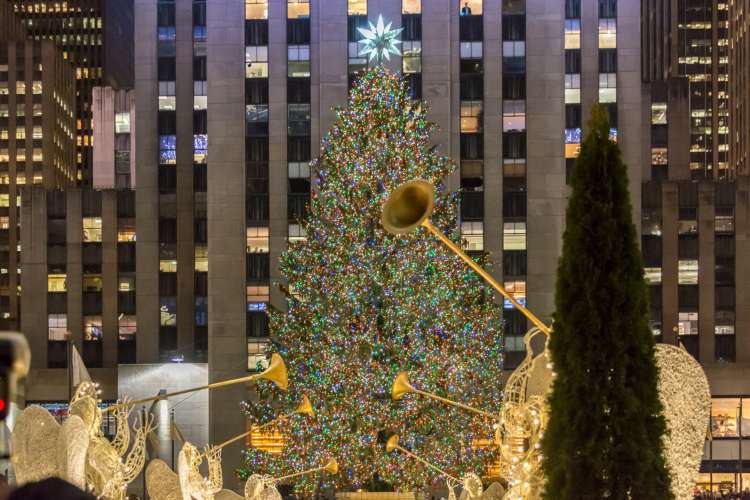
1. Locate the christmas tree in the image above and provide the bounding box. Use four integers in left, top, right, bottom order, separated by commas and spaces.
541, 105, 672, 499
240, 68, 503, 493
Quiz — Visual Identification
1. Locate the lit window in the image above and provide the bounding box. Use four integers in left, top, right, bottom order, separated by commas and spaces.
32, 81, 42, 94
159, 96, 176, 110
288, 162, 310, 179
16, 104, 25, 117
503, 41, 525, 58
651, 148, 667, 165
119, 276, 136, 292
503, 222, 526, 250
194, 95, 207, 110
16, 82, 25, 94
678, 311, 698, 336
0, 217, 8, 229
644, 267, 662, 284
288, 0, 309, 19
246, 46, 269, 79
288, 224, 306, 243
598, 73, 616, 103
564, 19, 580, 49
565, 74, 581, 104
677, 220, 697, 234
402, 0, 421, 14
504, 280, 526, 308
16, 128, 25, 140
715, 215, 734, 233
503, 100, 525, 132
117, 219, 136, 242
651, 103, 667, 125
0, 82, 7, 95
84, 316, 103, 341
83, 217, 102, 242
460, 221, 483, 251
710, 398, 739, 438
247, 227, 270, 253
246, 0, 268, 19
160, 260, 177, 273
32, 126, 42, 139
158, 81, 176, 96
48, 315, 68, 341
460, 101, 483, 133
115, 112, 130, 134
194, 134, 208, 163
598, 18, 616, 48
288, 45, 310, 77
247, 285, 270, 304
32, 104, 42, 116
348, 0, 367, 15
32, 148, 43, 162
402, 41, 422, 74
119, 315, 136, 339
83, 274, 103, 292
678, 260, 698, 285
348, 42, 368, 70
194, 81, 207, 97
460, 42, 483, 59
0, 105, 7, 118
195, 246, 208, 272
160, 298, 177, 327
159, 135, 177, 164
48, 274, 67, 292
459, 0, 482, 15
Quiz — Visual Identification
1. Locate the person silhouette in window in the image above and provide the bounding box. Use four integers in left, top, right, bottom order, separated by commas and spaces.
460, 2, 472, 15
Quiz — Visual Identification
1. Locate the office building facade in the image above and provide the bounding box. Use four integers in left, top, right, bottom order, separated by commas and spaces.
11, 0, 134, 182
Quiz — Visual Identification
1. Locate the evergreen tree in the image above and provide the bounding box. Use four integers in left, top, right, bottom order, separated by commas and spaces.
541, 105, 672, 499
240, 68, 503, 493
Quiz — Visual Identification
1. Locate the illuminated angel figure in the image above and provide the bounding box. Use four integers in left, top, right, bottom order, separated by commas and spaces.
244, 474, 282, 500
178, 442, 224, 500
146, 457, 242, 500
69, 382, 155, 499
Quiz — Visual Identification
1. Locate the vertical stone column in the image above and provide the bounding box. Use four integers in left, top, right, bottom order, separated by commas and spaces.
135, 0, 160, 363
316, 0, 348, 141
483, 0, 502, 282
101, 191, 119, 367
525, 0, 565, 322
176, 0, 196, 358
735, 177, 750, 362
66, 189, 83, 351
268, 0, 289, 309
207, 0, 247, 488
20, 186, 48, 368
580, 0, 598, 126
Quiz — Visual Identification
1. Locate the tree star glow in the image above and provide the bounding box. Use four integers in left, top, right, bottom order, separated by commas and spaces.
357, 15, 403, 63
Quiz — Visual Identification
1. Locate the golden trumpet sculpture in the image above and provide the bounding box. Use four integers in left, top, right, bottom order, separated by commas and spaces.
391, 372, 498, 420
386, 435, 459, 483
381, 179, 550, 335
277, 459, 339, 481
104, 353, 288, 414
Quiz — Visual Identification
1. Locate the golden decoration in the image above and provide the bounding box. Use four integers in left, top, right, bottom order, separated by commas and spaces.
178, 442, 224, 500
146, 459, 182, 500
654, 344, 711, 500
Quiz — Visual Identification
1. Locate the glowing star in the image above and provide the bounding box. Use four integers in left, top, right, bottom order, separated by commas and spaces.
357, 15, 403, 63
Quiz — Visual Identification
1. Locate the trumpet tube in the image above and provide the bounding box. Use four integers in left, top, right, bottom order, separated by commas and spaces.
103, 353, 288, 413
386, 436, 459, 482
276, 459, 338, 481
411, 387, 498, 420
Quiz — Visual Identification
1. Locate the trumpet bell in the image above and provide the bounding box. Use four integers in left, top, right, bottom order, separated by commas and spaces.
260, 353, 289, 391
295, 395, 314, 416
324, 459, 339, 475
391, 372, 415, 401
381, 179, 435, 235
386, 435, 400, 453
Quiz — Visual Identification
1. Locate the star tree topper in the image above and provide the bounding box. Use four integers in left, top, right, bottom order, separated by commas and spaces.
357, 15, 403, 65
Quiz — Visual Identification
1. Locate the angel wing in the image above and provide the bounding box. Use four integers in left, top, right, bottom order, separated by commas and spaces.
244, 475, 281, 500
57, 414, 90, 490
11, 405, 61, 485
177, 447, 192, 500
146, 458, 183, 500
215, 490, 243, 500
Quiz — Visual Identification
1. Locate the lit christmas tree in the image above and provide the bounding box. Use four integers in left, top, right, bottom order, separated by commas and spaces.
240, 68, 503, 494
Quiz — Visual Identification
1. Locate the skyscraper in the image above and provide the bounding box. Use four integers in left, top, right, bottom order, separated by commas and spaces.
11, 0, 134, 182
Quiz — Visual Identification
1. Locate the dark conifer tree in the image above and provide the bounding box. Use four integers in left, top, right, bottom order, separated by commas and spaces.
541, 105, 672, 499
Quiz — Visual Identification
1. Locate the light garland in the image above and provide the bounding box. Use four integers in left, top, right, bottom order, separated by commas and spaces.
240, 68, 503, 494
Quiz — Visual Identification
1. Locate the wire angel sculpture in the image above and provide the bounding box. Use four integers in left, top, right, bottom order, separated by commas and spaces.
68, 382, 156, 499
146, 456, 242, 500
178, 442, 224, 500
244, 474, 282, 500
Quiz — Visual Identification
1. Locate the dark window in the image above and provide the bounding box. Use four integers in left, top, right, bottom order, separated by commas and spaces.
48, 293, 67, 314
287, 78, 311, 103
117, 190, 135, 217
641, 235, 662, 266
503, 74, 526, 99
288, 193, 310, 222
47, 192, 66, 218
402, 14, 421, 41
245, 20, 268, 46
504, 250, 527, 276
83, 292, 102, 315
160, 273, 178, 296
82, 341, 103, 369
159, 218, 177, 243
405, 73, 422, 99
247, 194, 269, 221
158, 166, 177, 192
247, 253, 270, 281
460, 134, 483, 160
460, 59, 483, 75
157, 3, 176, 26
193, 110, 208, 134
459, 15, 483, 41
348, 15, 368, 40
651, 124, 668, 147
247, 311, 269, 338
158, 57, 176, 81
82, 190, 101, 217
159, 327, 177, 353
503, 132, 526, 159
195, 273, 208, 296
460, 191, 483, 221
82, 244, 102, 273
598, 0, 617, 18
715, 335, 735, 362
287, 19, 310, 44
193, 56, 207, 81
502, 15, 525, 40
195, 219, 208, 243
460, 75, 483, 100
503, 191, 527, 218
158, 111, 177, 134
193, 1, 206, 26
566, 104, 581, 128
716, 286, 736, 310
288, 137, 311, 162
599, 49, 617, 73
678, 285, 699, 310
118, 338, 136, 364
565, 50, 581, 74
194, 164, 207, 191
246, 79, 269, 105
118, 243, 136, 273
118, 291, 136, 314
502, 54, 526, 74
565, 0, 581, 18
